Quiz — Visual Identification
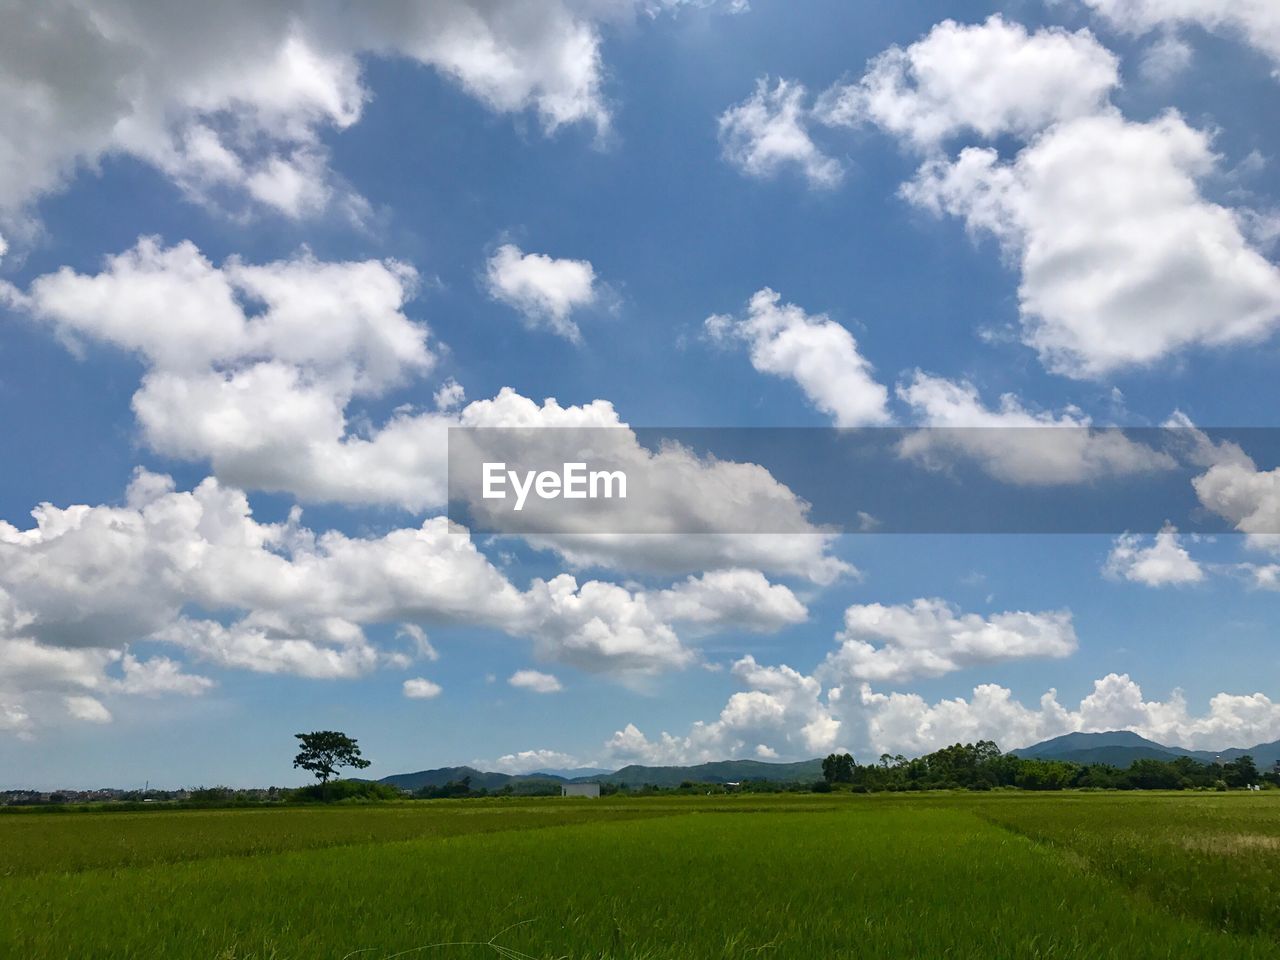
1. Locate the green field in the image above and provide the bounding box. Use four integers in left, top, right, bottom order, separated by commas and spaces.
5, 792, 1280, 959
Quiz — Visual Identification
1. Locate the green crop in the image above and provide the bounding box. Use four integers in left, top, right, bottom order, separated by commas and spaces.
3, 792, 1279, 959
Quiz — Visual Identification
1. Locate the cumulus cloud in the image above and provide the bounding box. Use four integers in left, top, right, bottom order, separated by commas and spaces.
403, 677, 443, 700
520, 575, 693, 675
0, 0, 642, 226
827, 18, 1280, 378
492, 748, 581, 775
902, 110, 1280, 378
1160, 416, 1280, 550
718, 79, 842, 188
10, 247, 849, 582
1081, 0, 1280, 74
706, 288, 891, 427
485, 244, 599, 341
1190, 447, 1280, 547
7, 238, 453, 511
821, 598, 1077, 685
114, 654, 215, 696
454, 390, 852, 584
433, 379, 466, 412
1104, 525, 1205, 586
601, 596, 1071, 764
644, 569, 808, 634
604, 655, 843, 764
0, 470, 829, 731
509, 669, 564, 693
816, 16, 1119, 148
866, 672, 1280, 755
607, 662, 1280, 763
896, 372, 1175, 484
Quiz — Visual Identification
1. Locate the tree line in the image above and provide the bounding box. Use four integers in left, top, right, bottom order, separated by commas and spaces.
819, 741, 1269, 792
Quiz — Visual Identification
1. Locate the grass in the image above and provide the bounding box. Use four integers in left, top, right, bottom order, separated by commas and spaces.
3, 792, 1280, 959
970, 791, 1280, 938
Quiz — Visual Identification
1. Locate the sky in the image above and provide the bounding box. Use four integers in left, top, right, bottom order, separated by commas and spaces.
2, 0, 1280, 789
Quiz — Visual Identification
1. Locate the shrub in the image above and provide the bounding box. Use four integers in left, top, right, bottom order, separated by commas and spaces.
288, 780, 402, 803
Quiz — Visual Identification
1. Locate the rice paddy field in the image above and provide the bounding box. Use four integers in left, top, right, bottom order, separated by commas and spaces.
4, 792, 1280, 959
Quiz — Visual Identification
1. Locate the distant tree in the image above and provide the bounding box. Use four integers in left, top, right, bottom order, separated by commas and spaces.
1125, 758, 1183, 790
1224, 755, 1260, 788
822, 753, 856, 784
293, 731, 371, 785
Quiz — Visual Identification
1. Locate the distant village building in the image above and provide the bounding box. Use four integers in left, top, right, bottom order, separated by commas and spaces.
561, 783, 600, 798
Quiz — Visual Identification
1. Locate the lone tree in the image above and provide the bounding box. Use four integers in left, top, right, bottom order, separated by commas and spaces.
293, 731, 371, 785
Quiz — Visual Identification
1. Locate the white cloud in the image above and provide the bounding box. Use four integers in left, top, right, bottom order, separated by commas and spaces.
0, 470, 832, 731
1081, 0, 1280, 74
1191, 453, 1280, 547
521, 575, 692, 675
0, 701, 32, 736
718, 79, 842, 188
538, 531, 850, 587
902, 110, 1280, 377
65, 695, 112, 725
606, 663, 1280, 763
832, 19, 1280, 379
485, 244, 598, 341
454, 389, 852, 584
8, 238, 453, 511
822, 598, 1077, 685
604, 654, 843, 764
644, 569, 807, 635
1243, 564, 1280, 590
896, 371, 1175, 484
1105, 525, 1205, 586
509, 669, 564, 693
161, 615, 383, 681
1139, 31, 1195, 84
855, 683, 1072, 758
706, 288, 891, 427
433, 378, 466, 412
816, 16, 1119, 148
11, 249, 849, 583
0, 635, 117, 736
114, 654, 215, 696
1165, 417, 1280, 551
403, 677, 443, 700
863, 672, 1280, 755
397, 624, 440, 663
492, 748, 581, 775
0, 0, 630, 226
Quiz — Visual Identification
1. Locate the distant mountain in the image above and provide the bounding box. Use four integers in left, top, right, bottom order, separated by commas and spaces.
584, 759, 824, 787
378, 758, 825, 791
1013, 731, 1280, 769
532, 767, 614, 779
378, 766, 565, 792
1184, 741, 1280, 768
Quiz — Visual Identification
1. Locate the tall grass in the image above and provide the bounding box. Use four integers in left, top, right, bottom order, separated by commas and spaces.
971, 791, 1280, 938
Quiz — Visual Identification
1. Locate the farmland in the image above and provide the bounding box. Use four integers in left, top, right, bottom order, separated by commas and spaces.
4, 792, 1280, 959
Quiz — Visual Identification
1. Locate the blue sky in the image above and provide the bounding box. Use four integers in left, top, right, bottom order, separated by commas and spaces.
2, 0, 1280, 788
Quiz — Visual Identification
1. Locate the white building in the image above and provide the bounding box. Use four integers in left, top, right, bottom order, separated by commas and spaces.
561, 783, 601, 798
